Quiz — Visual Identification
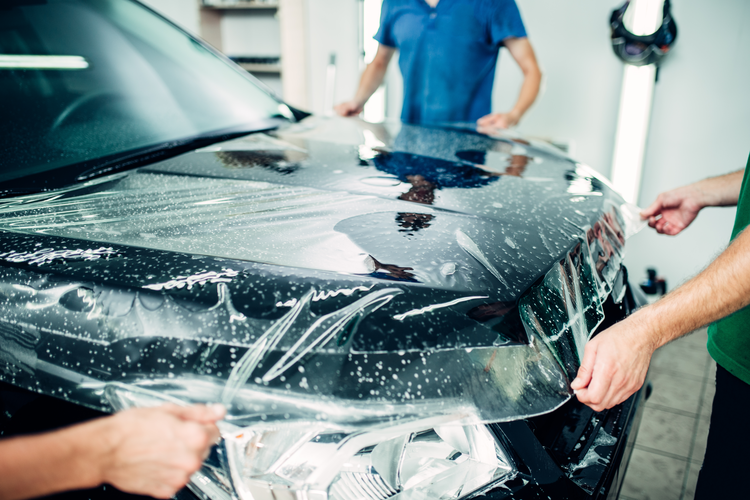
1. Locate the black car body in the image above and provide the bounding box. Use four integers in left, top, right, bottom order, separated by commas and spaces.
0, 1, 648, 499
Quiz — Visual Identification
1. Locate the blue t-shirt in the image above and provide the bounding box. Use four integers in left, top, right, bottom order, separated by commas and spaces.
375, 0, 527, 125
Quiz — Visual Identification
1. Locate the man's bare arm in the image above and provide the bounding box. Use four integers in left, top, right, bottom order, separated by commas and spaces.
0, 404, 224, 500
477, 37, 541, 129
571, 169, 747, 411
640, 169, 744, 235
572, 224, 750, 411
335, 45, 396, 117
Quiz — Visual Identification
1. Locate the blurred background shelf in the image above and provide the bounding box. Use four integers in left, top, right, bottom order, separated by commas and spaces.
201, 3, 278, 10
198, 2, 283, 95
237, 63, 282, 73
143, 0, 356, 114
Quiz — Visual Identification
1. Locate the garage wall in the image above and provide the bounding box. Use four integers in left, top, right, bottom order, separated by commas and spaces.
496, 0, 750, 288
622, 0, 750, 288
304, 0, 361, 115
498, 0, 750, 287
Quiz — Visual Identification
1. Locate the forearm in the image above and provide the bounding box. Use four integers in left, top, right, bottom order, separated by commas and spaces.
690, 169, 744, 208
502, 37, 541, 120
0, 420, 107, 500
573, 185, 750, 410
636, 225, 750, 349
352, 59, 389, 107
509, 65, 541, 119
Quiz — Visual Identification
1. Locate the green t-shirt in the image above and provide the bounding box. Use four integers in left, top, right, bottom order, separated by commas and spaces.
707, 153, 750, 385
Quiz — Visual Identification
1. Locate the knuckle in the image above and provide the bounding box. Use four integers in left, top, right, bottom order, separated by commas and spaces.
164, 484, 183, 497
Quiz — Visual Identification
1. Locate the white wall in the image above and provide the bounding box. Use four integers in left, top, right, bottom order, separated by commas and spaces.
623, 0, 750, 287
304, 0, 361, 115
499, 0, 750, 287
384, 53, 403, 119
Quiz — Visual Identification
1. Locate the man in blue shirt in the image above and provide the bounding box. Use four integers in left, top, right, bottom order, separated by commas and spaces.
335, 0, 541, 128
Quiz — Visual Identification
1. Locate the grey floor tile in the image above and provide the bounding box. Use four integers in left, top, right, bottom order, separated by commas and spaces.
699, 378, 715, 420
645, 371, 703, 415
650, 342, 709, 381
683, 461, 702, 499
635, 406, 696, 458
619, 328, 712, 500
706, 360, 717, 384
619, 448, 687, 500
691, 413, 710, 465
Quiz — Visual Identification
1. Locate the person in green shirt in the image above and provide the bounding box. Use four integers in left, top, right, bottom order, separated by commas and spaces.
570, 153, 750, 498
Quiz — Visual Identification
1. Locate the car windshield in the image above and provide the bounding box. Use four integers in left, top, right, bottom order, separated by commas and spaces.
0, 0, 291, 186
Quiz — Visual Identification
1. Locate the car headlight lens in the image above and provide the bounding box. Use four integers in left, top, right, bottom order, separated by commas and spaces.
221, 417, 516, 500
106, 382, 517, 500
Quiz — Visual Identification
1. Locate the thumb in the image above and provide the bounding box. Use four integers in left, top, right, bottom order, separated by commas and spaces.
161, 403, 226, 423
570, 342, 597, 391
640, 199, 663, 220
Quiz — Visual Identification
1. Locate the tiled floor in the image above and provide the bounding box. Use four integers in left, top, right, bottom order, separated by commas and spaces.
618, 327, 715, 500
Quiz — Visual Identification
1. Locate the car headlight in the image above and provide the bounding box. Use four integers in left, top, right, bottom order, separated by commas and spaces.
221, 418, 515, 500
106, 383, 516, 500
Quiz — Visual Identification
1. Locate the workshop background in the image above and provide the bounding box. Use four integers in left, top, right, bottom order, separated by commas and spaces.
138, 1, 750, 498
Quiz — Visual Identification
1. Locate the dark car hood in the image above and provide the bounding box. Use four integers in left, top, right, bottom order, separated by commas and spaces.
0, 117, 641, 425
0, 119, 626, 294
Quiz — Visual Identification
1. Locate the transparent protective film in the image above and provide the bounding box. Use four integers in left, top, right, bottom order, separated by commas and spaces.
520, 203, 636, 381
0, 123, 646, 428
96, 202, 637, 500
0, 200, 639, 423
0, 118, 647, 499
